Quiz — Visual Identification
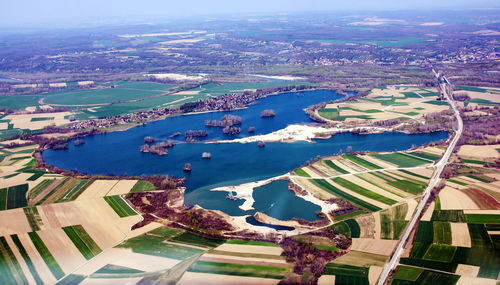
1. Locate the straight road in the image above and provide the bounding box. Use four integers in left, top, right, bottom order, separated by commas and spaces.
377, 73, 463, 285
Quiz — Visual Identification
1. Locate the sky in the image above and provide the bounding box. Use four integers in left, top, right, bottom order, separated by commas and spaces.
1, 0, 499, 27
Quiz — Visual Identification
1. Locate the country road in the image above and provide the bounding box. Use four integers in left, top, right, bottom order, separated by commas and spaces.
377, 72, 464, 285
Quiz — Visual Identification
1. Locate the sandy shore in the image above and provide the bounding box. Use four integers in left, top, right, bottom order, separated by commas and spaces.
214, 124, 390, 144
211, 176, 286, 211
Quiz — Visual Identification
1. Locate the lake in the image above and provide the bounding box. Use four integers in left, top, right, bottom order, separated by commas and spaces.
43, 89, 448, 221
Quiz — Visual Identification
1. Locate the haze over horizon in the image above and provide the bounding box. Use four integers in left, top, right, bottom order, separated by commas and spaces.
1, 0, 500, 28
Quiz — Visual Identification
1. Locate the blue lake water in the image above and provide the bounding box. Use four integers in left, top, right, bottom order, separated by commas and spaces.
252, 180, 321, 221
43, 89, 448, 221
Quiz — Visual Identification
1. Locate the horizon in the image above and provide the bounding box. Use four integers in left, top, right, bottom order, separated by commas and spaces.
1, 0, 500, 29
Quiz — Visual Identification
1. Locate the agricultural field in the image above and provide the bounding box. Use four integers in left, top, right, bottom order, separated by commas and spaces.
103, 195, 137, 217
393, 145, 500, 285
454, 85, 500, 105
317, 85, 450, 123
318, 85, 499, 125
65, 226, 288, 284
73, 80, 314, 119
0, 142, 152, 284
291, 151, 432, 215
2, 80, 312, 130
288, 148, 438, 283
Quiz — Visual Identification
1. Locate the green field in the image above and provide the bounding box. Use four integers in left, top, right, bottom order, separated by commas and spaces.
103, 195, 137, 217
130, 181, 156, 192
0, 94, 44, 111
433, 222, 452, 244
35, 178, 95, 205
147, 226, 183, 238
415, 221, 434, 244
63, 225, 102, 260
55, 274, 86, 285
456, 85, 488, 93
465, 214, 500, 224
393, 265, 424, 281
461, 158, 485, 165
423, 100, 450, 106
318, 108, 338, 119
370, 152, 430, 167
57, 180, 93, 202
170, 232, 224, 249
332, 177, 397, 205
23, 207, 43, 232
331, 219, 361, 238
43, 81, 176, 106
423, 244, 456, 262
311, 179, 381, 212
10, 234, 43, 285
447, 179, 468, 186
380, 204, 408, 240
333, 210, 365, 221
94, 264, 144, 275
406, 151, 442, 161
346, 220, 360, 238
343, 154, 383, 170
431, 210, 466, 223
0, 236, 29, 284
2, 80, 315, 114
466, 174, 495, 183
324, 160, 350, 174
30, 117, 54, 122
0, 184, 28, 210
76, 94, 192, 119
294, 168, 310, 177
74, 80, 316, 119
28, 231, 65, 279
14, 158, 49, 182
324, 263, 369, 285
398, 169, 430, 180
116, 234, 204, 260
370, 172, 426, 195
188, 260, 291, 280
393, 269, 460, 285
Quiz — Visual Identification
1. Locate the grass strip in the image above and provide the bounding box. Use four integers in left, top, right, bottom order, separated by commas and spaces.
28, 231, 65, 279
310, 179, 380, 212
0, 236, 29, 284
294, 169, 310, 177
11, 234, 43, 285
63, 225, 102, 260
324, 160, 349, 174
343, 154, 383, 170
103, 195, 137, 217
130, 180, 156, 192
333, 177, 397, 205
188, 260, 290, 279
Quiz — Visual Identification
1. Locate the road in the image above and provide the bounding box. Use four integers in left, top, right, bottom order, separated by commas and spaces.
377, 72, 464, 285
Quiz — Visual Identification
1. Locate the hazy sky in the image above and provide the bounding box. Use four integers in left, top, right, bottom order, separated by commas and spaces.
1, 0, 499, 27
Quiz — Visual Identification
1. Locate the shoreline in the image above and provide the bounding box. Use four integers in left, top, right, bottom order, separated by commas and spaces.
209, 173, 338, 216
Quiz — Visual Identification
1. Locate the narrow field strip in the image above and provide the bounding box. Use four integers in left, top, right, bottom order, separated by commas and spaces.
332, 177, 397, 205
10, 234, 43, 285
188, 260, 291, 279
310, 179, 381, 211
63, 225, 102, 260
103, 195, 137, 217
0, 236, 29, 284
27, 231, 65, 279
